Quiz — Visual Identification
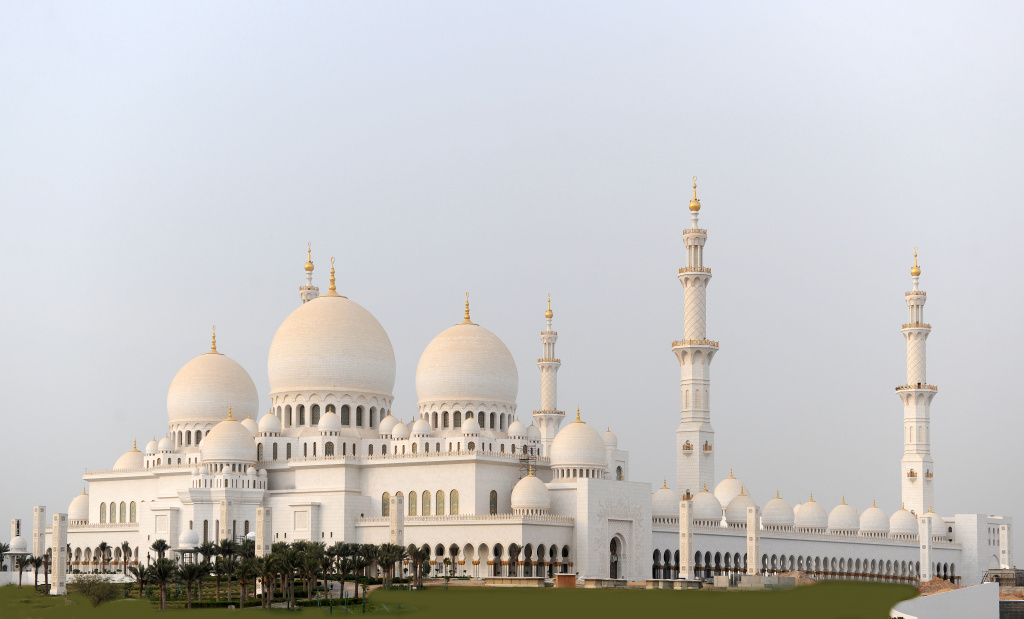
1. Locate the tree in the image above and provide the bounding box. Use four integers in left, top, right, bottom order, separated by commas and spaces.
407, 544, 427, 590
16, 555, 30, 587
213, 556, 228, 602
301, 552, 320, 600
0, 542, 9, 571
319, 550, 334, 603
96, 542, 110, 574
149, 558, 177, 611
333, 544, 356, 605
196, 541, 218, 565
351, 550, 370, 613
237, 557, 256, 609
150, 539, 170, 561
120, 541, 132, 576
29, 556, 43, 588
178, 562, 206, 610
220, 539, 239, 604
254, 554, 278, 609
128, 564, 148, 598
281, 546, 302, 609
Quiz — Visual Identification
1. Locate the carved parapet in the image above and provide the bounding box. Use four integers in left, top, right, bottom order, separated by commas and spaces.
895, 384, 938, 392
672, 339, 719, 348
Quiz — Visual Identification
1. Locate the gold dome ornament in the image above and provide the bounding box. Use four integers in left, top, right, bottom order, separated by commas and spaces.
911, 247, 921, 277
462, 292, 475, 324
305, 242, 314, 273
208, 325, 220, 354
545, 294, 553, 319
689, 176, 701, 212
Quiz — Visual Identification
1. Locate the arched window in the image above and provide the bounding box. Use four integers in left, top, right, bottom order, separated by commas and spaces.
443, 412, 450, 428
412, 443, 418, 453
422, 491, 431, 516
454, 412, 462, 428
382, 493, 390, 517
356, 406, 364, 427
467, 442, 475, 451
409, 491, 417, 516
99, 503, 106, 524
244, 521, 250, 535
313, 443, 317, 457
490, 413, 496, 429
203, 520, 209, 544
257, 444, 264, 460
195, 430, 202, 444
501, 444, 505, 452
273, 443, 278, 461
186, 431, 192, 445
178, 431, 183, 446
436, 442, 441, 452
286, 405, 292, 426
616, 466, 623, 481
424, 442, 429, 453
286, 444, 292, 460
432, 412, 438, 428
311, 404, 321, 426
511, 444, 516, 453
303, 444, 308, 458
325, 442, 334, 456
368, 444, 374, 456
298, 405, 305, 426
369, 407, 376, 428
490, 490, 498, 515
436, 490, 445, 515
450, 490, 459, 515
130, 502, 136, 523
341, 405, 350, 426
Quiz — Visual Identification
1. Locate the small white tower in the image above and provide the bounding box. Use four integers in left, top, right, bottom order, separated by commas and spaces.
672, 177, 717, 496
533, 295, 565, 456
898, 248, 936, 516
300, 243, 319, 304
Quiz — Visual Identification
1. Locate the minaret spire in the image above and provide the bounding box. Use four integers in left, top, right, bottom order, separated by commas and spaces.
299, 243, 320, 304
533, 294, 564, 456
898, 248, 936, 516
672, 175, 717, 496
207, 325, 220, 354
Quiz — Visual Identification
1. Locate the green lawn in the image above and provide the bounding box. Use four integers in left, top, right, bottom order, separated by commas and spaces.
1, 582, 918, 618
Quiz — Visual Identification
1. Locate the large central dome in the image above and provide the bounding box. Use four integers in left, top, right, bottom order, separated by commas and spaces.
167, 348, 259, 424
268, 295, 396, 396
415, 321, 518, 405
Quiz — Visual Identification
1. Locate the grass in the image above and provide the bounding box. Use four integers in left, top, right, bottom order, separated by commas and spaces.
1, 581, 918, 618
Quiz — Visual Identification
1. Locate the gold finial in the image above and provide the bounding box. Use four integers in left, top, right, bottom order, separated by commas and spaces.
462, 292, 473, 324
545, 294, 553, 320
328, 257, 337, 294
305, 243, 314, 273
82, 486, 87, 495
910, 247, 921, 277
663, 479, 668, 489
809, 493, 814, 502
209, 325, 218, 353
929, 504, 933, 513
703, 483, 707, 492
728, 468, 734, 478
872, 499, 877, 508
902, 502, 906, 511
739, 485, 746, 496
528, 465, 534, 477
776, 489, 780, 499
575, 406, 581, 422
227, 406, 234, 420
688, 176, 701, 212
131, 439, 139, 452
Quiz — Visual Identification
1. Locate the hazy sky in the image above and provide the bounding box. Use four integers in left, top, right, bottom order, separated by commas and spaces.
3, 2, 1023, 558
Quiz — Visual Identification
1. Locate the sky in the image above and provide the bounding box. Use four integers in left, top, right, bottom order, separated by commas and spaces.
2, 2, 1023, 559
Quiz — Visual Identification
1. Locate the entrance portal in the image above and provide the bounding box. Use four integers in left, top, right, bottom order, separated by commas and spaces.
610, 538, 619, 579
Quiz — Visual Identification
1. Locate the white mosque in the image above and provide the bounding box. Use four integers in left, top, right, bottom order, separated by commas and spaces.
5, 180, 1014, 588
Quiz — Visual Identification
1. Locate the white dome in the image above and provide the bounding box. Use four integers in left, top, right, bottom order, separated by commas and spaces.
461, 416, 480, 436
725, 491, 756, 526
145, 438, 159, 454
9, 536, 27, 553
268, 295, 396, 396
602, 428, 618, 449
860, 503, 890, 535
527, 423, 541, 440
392, 421, 410, 439
68, 491, 89, 522
411, 418, 432, 436
652, 483, 678, 518
158, 436, 173, 451
795, 498, 828, 531
202, 417, 257, 463
762, 494, 795, 528
167, 349, 259, 424
246, 466, 257, 476
714, 471, 745, 507
318, 411, 342, 432
258, 413, 282, 434
507, 418, 527, 438
178, 529, 200, 548
828, 501, 860, 533
692, 489, 723, 522
378, 414, 398, 436
890, 507, 918, 536
240, 416, 259, 436
549, 417, 608, 469
415, 322, 518, 405
511, 474, 550, 512
112, 444, 144, 470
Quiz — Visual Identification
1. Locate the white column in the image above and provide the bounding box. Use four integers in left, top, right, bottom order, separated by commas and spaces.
919, 514, 934, 581
49, 513, 67, 595
256, 508, 272, 558
389, 496, 405, 546
32, 506, 46, 558
746, 506, 760, 576
999, 523, 1013, 569
679, 499, 694, 580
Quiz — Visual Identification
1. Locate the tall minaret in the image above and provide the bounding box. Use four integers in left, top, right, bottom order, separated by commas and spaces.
898, 248, 936, 516
533, 295, 565, 456
672, 177, 717, 496
300, 243, 319, 304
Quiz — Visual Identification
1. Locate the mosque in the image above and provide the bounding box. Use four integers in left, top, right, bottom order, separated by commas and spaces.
4, 180, 1013, 588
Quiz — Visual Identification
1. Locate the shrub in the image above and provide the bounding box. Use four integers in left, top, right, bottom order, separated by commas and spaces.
71, 575, 122, 607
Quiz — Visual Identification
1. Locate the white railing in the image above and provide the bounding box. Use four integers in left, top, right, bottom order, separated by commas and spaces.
358, 513, 574, 525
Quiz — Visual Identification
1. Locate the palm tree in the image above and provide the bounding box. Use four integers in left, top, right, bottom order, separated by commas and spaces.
283, 546, 303, 608
213, 556, 228, 602
240, 538, 256, 559
120, 541, 132, 576
334, 546, 355, 605
301, 552, 320, 600
319, 551, 335, 603
178, 562, 206, 609
29, 556, 43, 588
128, 564, 148, 598
150, 539, 170, 561
220, 539, 239, 604
96, 542, 110, 574
0, 542, 9, 570
351, 550, 370, 613
237, 557, 256, 609
254, 554, 278, 608
150, 558, 177, 611
16, 555, 30, 587
407, 544, 425, 589
197, 541, 218, 565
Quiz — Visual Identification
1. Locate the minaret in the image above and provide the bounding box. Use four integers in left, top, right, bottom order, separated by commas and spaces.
672, 177, 717, 496
300, 243, 319, 304
534, 295, 565, 456
898, 248, 936, 516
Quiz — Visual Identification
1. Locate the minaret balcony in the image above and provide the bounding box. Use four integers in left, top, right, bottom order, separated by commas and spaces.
901, 323, 931, 329
678, 266, 712, 274
906, 470, 918, 480
895, 383, 938, 392
672, 339, 719, 348
537, 358, 561, 363
905, 291, 927, 297
684, 227, 707, 234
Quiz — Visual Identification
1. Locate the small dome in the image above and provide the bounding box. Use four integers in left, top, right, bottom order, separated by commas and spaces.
9, 536, 27, 553
652, 482, 678, 518
246, 466, 257, 476
145, 438, 159, 454
714, 470, 744, 507
692, 488, 723, 522
602, 428, 618, 449
415, 321, 518, 406
461, 415, 480, 436
860, 502, 890, 535
68, 490, 89, 522
795, 497, 828, 531
762, 493, 795, 529
158, 436, 174, 452
202, 417, 257, 463
318, 411, 342, 432
258, 469, 267, 478
192, 467, 201, 476
725, 491, 756, 526
411, 418, 432, 436
167, 349, 259, 424
507, 418, 527, 438
392, 421, 410, 439
240, 416, 259, 436
258, 413, 282, 434
527, 423, 541, 440
178, 529, 200, 549
828, 500, 860, 533
378, 414, 398, 437
511, 473, 550, 512
890, 507, 918, 536
549, 415, 608, 469
792, 502, 803, 517
113, 444, 144, 470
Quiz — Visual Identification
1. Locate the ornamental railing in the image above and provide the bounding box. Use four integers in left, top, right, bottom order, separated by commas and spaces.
684, 227, 707, 234
672, 339, 719, 348
906, 291, 927, 296
902, 323, 932, 329
678, 267, 712, 274
895, 384, 938, 391
357, 513, 573, 525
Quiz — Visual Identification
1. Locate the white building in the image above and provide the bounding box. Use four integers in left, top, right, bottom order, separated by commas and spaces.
6, 181, 1012, 586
